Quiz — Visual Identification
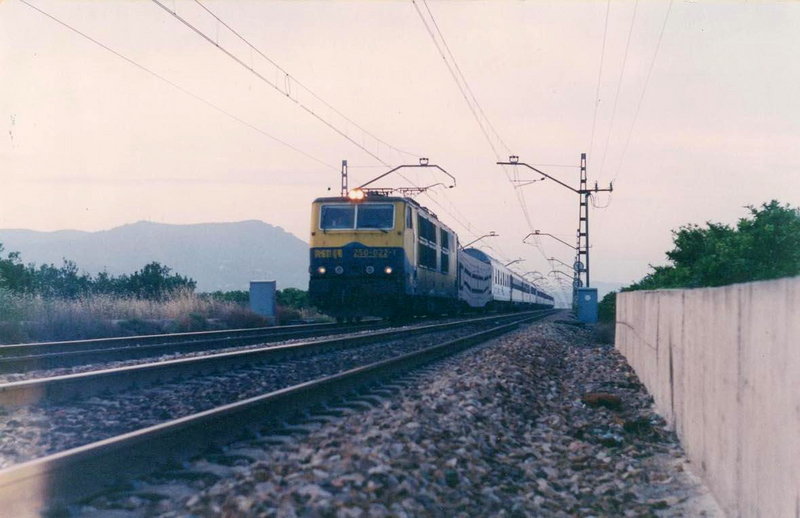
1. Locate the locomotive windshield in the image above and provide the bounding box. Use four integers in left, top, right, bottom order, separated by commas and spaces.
320, 203, 394, 230
320, 205, 355, 229
356, 204, 394, 229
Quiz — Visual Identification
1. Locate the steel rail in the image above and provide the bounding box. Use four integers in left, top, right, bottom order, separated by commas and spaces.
0, 311, 553, 516
0, 321, 391, 375
0, 320, 385, 362
0, 311, 549, 407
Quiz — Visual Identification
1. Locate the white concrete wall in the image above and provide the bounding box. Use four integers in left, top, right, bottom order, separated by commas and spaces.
615, 277, 800, 518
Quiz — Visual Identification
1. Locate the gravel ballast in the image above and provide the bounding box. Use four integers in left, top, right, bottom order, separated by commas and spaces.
82, 321, 722, 517
0, 322, 508, 467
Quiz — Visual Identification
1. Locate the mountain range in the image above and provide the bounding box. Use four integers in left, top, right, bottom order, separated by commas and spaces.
0, 221, 310, 292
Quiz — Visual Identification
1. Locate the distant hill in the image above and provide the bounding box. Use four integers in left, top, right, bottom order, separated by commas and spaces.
0, 221, 309, 292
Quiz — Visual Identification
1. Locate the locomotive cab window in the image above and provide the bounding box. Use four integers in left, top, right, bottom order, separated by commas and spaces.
319, 203, 394, 230
356, 204, 394, 230
320, 205, 355, 229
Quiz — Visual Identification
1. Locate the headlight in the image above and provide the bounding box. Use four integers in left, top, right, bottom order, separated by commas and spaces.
365, 266, 375, 274
384, 266, 393, 274
335, 266, 344, 274
347, 188, 365, 201
317, 266, 326, 274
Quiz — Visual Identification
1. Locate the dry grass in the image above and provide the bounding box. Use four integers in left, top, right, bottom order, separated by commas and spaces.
0, 289, 272, 344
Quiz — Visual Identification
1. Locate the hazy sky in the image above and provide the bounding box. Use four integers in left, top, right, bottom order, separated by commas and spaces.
2, 0, 799, 302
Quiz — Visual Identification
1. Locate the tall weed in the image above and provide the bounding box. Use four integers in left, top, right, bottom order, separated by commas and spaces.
0, 289, 268, 344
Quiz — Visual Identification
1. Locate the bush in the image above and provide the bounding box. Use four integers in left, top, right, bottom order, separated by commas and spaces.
628, 201, 800, 291
220, 306, 269, 329
117, 318, 166, 337
276, 288, 309, 309
598, 291, 617, 323
277, 306, 303, 324
0, 321, 27, 344
170, 312, 214, 333
207, 290, 249, 306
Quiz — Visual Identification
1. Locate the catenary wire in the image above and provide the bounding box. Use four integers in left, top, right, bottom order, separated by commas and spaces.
597, 0, 639, 177
411, 0, 557, 271
411, 0, 503, 161
611, 0, 674, 184
150, 0, 392, 167
190, 0, 420, 162
588, 0, 612, 162
17, 0, 336, 172
420, 0, 511, 156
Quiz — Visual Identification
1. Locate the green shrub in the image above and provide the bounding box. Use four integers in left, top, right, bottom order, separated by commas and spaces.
598, 291, 617, 323
277, 306, 303, 324
221, 306, 270, 329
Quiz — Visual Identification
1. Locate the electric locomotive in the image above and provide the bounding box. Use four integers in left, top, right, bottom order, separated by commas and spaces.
308, 190, 458, 321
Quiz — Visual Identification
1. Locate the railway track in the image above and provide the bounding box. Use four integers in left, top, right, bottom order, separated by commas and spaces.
0, 320, 388, 375
0, 309, 557, 516
0, 312, 542, 407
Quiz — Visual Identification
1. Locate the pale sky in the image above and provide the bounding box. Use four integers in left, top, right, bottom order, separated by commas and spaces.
2, 0, 799, 303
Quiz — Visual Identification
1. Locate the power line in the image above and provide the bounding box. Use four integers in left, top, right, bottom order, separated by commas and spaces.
612, 0, 674, 184
588, 0, 611, 162
190, 0, 420, 162
18, 0, 336, 172
411, 0, 504, 161
410, 0, 537, 266
420, 0, 511, 156
150, 0, 401, 167
411, 0, 556, 270
597, 0, 639, 177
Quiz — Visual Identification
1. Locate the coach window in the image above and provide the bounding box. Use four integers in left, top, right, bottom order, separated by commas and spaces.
406, 206, 413, 230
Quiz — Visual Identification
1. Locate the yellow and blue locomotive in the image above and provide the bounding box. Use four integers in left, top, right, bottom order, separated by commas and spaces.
308, 190, 458, 320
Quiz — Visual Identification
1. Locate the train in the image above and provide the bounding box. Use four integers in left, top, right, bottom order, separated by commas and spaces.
308, 190, 555, 321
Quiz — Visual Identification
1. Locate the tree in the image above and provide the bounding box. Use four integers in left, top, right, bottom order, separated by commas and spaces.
124, 262, 196, 300
628, 200, 800, 291
0, 245, 33, 292
276, 288, 309, 309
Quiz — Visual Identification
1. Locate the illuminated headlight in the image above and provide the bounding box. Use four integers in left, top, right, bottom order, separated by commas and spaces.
384, 266, 393, 275
365, 266, 375, 274
335, 266, 344, 274
347, 188, 365, 201
317, 266, 326, 275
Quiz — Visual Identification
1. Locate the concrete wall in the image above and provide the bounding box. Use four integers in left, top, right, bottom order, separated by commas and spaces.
615, 277, 800, 518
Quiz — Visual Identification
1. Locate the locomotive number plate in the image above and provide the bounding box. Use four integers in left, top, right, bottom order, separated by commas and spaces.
314, 249, 343, 259
353, 249, 392, 259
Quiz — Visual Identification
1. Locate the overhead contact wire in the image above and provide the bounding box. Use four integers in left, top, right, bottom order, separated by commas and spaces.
612, 0, 674, 184
597, 0, 639, 177
413, 0, 560, 274
190, 0, 420, 161
18, 0, 336, 171
151, 0, 391, 167
420, 0, 510, 156
588, 0, 611, 161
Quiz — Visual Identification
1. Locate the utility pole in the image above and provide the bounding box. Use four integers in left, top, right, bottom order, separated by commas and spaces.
577, 153, 589, 289
498, 154, 612, 291
340, 160, 348, 197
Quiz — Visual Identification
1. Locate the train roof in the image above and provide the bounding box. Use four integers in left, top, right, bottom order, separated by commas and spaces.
463, 248, 492, 264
